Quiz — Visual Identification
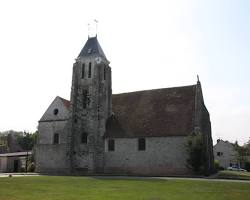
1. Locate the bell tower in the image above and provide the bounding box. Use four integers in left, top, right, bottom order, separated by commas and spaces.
69, 36, 112, 173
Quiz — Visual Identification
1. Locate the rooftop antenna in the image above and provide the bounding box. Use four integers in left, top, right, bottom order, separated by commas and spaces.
87, 20, 98, 38
94, 19, 98, 37
88, 23, 90, 38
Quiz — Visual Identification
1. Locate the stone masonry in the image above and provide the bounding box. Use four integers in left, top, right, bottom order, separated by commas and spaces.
69, 51, 112, 173
36, 36, 214, 175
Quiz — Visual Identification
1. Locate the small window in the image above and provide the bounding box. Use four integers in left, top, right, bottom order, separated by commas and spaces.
87, 48, 92, 54
88, 62, 92, 78
217, 152, 223, 156
53, 108, 59, 115
53, 133, 59, 144
81, 63, 85, 79
108, 139, 115, 151
81, 132, 88, 144
138, 138, 146, 151
103, 66, 106, 80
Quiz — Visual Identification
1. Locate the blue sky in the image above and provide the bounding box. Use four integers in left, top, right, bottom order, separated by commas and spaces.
0, 0, 249, 145
193, 0, 250, 144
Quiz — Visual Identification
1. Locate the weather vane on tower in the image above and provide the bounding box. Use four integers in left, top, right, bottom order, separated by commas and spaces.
88, 19, 98, 38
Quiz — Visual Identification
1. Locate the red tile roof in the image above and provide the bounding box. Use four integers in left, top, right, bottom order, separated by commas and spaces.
105, 85, 197, 138
59, 97, 70, 109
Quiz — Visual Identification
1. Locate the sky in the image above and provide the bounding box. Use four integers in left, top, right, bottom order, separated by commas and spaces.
0, 0, 249, 145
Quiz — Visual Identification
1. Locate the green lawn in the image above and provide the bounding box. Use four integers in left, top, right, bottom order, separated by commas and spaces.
0, 176, 249, 200
216, 170, 250, 180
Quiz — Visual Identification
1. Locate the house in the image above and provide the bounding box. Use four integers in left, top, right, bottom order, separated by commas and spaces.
0, 134, 32, 172
213, 139, 238, 169
36, 36, 214, 175
0, 151, 32, 173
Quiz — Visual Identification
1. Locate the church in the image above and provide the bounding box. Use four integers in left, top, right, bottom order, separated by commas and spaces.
36, 36, 214, 175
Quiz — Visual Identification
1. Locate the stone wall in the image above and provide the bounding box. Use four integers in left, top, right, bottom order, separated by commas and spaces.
194, 81, 214, 174
70, 56, 111, 173
36, 120, 70, 173
36, 144, 70, 173
39, 96, 70, 122
104, 136, 190, 175
0, 157, 7, 172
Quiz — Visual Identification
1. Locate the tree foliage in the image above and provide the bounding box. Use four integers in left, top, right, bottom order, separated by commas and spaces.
186, 133, 206, 173
0, 130, 23, 136
17, 131, 37, 151
234, 139, 250, 163
234, 138, 250, 171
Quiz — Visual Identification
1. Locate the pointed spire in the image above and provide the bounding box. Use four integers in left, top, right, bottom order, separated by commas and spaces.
197, 74, 200, 84
78, 36, 107, 59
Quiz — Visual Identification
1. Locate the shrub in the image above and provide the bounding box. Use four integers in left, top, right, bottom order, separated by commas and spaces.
186, 133, 206, 173
245, 162, 250, 172
28, 162, 35, 172
214, 160, 220, 171
214, 160, 224, 171
20, 167, 26, 173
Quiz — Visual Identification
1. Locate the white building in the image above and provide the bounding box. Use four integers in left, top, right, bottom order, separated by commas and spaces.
213, 139, 238, 169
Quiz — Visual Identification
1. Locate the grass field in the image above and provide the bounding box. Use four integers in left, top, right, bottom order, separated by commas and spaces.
0, 176, 249, 200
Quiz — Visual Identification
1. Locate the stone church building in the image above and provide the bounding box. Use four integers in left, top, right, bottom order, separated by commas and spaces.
36, 36, 214, 175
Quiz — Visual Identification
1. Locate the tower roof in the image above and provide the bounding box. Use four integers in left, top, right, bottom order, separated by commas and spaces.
78, 36, 107, 59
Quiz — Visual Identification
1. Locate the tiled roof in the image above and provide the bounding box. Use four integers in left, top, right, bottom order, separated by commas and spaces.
59, 97, 70, 109
78, 36, 107, 59
105, 85, 197, 138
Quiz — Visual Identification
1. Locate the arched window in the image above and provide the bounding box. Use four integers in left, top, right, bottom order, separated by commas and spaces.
81, 63, 85, 79
88, 62, 92, 78
103, 66, 106, 80
81, 132, 88, 144
53, 133, 59, 144
108, 139, 115, 151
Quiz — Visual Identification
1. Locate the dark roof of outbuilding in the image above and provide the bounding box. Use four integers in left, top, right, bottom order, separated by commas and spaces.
78, 36, 107, 59
105, 85, 197, 138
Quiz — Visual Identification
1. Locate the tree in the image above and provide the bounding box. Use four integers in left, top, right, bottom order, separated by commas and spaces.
16, 131, 37, 172
244, 138, 250, 154
17, 131, 37, 151
185, 133, 206, 173
234, 138, 250, 171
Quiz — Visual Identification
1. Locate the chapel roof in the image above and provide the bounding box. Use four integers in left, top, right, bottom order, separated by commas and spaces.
105, 85, 197, 138
59, 97, 70, 109
78, 36, 107, 59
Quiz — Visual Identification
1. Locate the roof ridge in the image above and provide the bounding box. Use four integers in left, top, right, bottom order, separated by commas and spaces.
58, 96, 70, 109
113, 84, 197, 96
